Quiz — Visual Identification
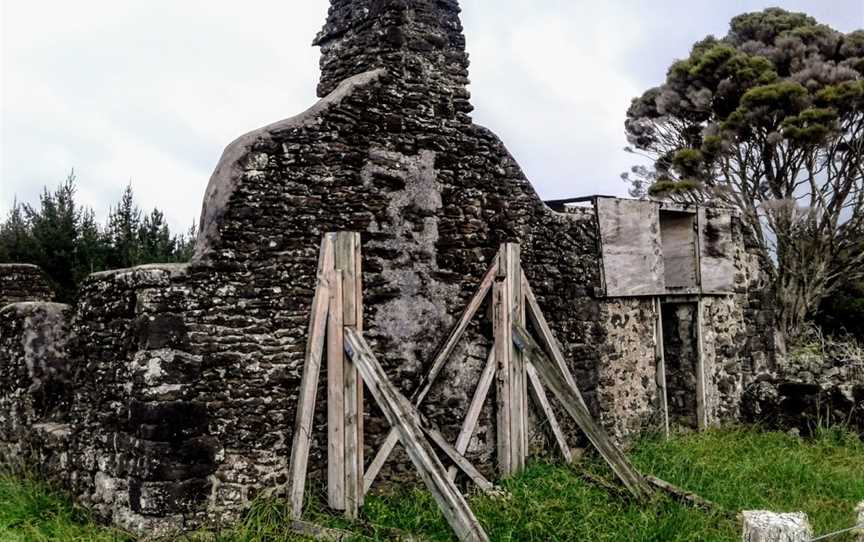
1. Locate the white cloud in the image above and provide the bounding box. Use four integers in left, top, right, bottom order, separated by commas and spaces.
2, 0, 862, 231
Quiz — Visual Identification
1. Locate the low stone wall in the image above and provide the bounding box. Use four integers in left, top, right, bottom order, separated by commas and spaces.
0, 302, 72, 478
0, 264, 55, 306
742, 357, 864, 436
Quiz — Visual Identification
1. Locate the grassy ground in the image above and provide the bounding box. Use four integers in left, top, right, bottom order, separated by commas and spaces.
1, 426, 862, 541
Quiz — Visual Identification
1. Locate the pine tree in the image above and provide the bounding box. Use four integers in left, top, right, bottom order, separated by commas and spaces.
139, 208, 175, 263
26, 172, 80, 301
0, 200, 36, 264
106, 184, 142, 269
1, 172, 194, 300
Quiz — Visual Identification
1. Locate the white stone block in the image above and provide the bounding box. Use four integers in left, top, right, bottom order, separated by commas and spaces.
742, 511, 812, 542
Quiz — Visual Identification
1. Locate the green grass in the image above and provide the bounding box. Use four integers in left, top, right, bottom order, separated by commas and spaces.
1, 427, 862, 541
0, 471, 132, 541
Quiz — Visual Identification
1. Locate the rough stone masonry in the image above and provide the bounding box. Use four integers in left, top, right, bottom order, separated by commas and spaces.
0, 0, 785, 536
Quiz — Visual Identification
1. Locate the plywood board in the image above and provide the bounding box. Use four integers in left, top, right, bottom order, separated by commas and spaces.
596, 198, 665, 296
660, 211, 698, 290
698, 208, 735, 294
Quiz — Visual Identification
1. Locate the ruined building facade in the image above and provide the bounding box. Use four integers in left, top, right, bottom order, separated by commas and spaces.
0, 0, 779, 535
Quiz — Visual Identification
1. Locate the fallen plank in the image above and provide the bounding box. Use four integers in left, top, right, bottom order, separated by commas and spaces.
345, 328, 489, 542
645, 475, 724, 513
512, 322, 653, 501
364, 255, 499, 492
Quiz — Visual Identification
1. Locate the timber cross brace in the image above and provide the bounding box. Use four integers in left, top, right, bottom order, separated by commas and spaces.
286, 232, 654, 542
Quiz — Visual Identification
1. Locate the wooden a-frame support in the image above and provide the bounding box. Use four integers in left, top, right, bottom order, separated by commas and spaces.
288, 234, 654, 542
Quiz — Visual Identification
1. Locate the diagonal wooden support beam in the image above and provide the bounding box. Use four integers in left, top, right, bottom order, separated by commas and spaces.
423, 426, 496, 494
526, 362, 573, 463
512, 322, 653, 501
287, 235, 335, 519
447, 348, 496, 482
364, 255, 500, 492
344, 328, 490, 542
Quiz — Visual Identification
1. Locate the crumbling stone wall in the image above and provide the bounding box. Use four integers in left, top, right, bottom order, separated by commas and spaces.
185, 0, 609, 515
0, 301, 71, 477
0, 264, 55, 305
743, 355, 864, 437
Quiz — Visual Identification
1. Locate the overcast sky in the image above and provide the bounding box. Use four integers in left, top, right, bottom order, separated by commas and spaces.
1, 1, 862, 232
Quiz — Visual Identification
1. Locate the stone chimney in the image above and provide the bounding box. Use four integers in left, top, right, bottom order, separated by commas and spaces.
313, 0, 472, 117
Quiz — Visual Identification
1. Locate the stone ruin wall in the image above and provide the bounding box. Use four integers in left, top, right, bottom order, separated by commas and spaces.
0, 264, 55, 305
0, 0, 791, 536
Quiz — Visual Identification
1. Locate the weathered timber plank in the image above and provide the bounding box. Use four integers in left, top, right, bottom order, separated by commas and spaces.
363, 255, 499, 491
423, 426, 496, 493
522, 275, 583, 399
334, 232, 364, 517
327, 269, 346, 510
511, 323, 653, 501
447, 348, 496, 482
344, 328, 489, 542
698, 207, 735, 294
645, 475, 723, 513
492, 277, 512, 476
504, 243, 527, 471
653, 297, 670, 437
352, 233, 365, 507
596, 197, 665, 296
288, 235, 334, 519
525, 362, 573, 463
695, 299, 708, 431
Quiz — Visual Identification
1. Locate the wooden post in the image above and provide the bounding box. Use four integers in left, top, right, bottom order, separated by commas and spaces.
288, 235, 334, 519
326, 268, 346, 510
507, 244, 527, 471
653, 297, 670, 437
344, 328, 490, 542
695, 298, 708, 431
334, 232, 364, 517
493, 274, 512, 475
494, 243, 526, 477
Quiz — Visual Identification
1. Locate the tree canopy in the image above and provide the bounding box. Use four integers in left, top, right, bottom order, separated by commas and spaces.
0, 171, 196, 302
624, 8, 864, 336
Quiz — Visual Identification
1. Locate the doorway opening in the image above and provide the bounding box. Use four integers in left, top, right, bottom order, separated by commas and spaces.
661, 302, 701, 430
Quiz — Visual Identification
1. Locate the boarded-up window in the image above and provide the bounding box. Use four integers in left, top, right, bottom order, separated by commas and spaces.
698, 208, 735, 294
596, 198, 664, 296
660, 211, 698, 290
